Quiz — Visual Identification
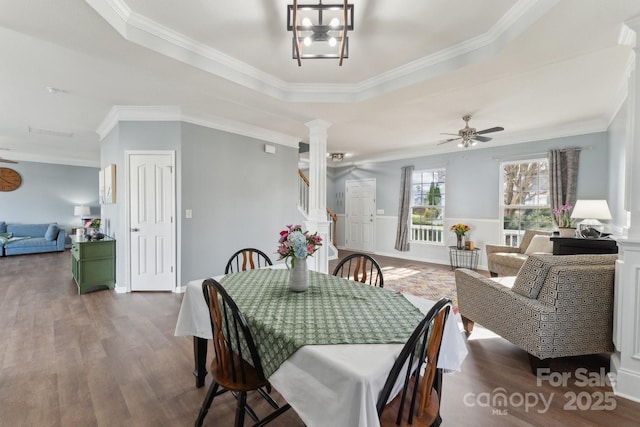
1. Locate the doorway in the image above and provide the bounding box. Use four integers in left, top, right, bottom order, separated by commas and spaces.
127, 151, 176, 291
345, 179, 376, 253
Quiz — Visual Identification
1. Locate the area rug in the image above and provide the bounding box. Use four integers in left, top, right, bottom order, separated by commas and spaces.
381, 264, 458, 310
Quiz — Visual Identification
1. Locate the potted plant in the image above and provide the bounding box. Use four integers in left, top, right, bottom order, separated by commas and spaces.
277, 224, 322, 292
450, 223, 471, 249
553, 204, 576, 237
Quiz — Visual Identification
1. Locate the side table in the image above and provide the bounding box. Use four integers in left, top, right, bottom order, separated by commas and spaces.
71, 235, 116, 294
449, 246, 480, 270
550, 237, 618, 255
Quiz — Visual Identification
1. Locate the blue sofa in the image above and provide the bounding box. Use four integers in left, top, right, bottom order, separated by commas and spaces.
0, 222, 65, 256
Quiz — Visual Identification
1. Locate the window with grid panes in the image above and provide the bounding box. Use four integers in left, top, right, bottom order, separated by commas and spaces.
501, 159, 554, 246
410, 169, 445, 243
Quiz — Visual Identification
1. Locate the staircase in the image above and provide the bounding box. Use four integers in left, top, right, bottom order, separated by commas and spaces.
298, 169, 338, 260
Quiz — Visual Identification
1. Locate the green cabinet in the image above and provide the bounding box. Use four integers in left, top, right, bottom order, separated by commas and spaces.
71, 235, 115, 294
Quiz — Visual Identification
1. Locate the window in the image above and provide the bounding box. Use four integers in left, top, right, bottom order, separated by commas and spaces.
410, 169, 445, 243
501, 159, 554, 246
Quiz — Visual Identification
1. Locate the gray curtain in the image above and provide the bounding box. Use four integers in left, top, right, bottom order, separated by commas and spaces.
549, 148, 581, 226
395, 165, 414, 251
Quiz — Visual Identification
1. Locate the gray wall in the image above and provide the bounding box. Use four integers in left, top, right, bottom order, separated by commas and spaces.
100, 121, 300, 288
0, 161, 99, 239
100, 121, 182, 289
330, 132, 609, 220
180, 123, 300, 282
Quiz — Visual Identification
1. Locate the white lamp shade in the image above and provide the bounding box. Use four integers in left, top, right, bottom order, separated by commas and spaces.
570, 200, 612, 220
74, 205, 90, 217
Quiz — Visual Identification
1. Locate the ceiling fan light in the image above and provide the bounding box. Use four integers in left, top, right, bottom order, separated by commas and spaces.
457, 142, 464, 148
329, 17, 340, 27
301, 17, 313, 27
328, 37, 337, 47
471, 141, 478, 146
304, 36, 312, 46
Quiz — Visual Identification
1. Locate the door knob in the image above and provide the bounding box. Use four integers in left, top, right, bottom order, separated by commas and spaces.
131, 227, 140, 232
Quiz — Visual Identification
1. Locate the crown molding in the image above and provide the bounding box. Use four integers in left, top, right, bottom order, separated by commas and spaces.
4, 152, 101, 168
619, 23, 637, 47
624, 14, 640, 35
96, 105, 300, 148
96, 105, 182, 139
94, 108, 610, 169
344, 118, 609, 166
182, 115, 299, 148
85, 0, 558, 103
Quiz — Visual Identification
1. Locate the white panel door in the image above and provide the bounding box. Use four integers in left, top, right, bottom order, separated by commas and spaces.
129, 153, 175, 291
345, 179, 376, 252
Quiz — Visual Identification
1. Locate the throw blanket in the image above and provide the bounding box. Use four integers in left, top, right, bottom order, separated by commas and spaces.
0, 233, 31, 245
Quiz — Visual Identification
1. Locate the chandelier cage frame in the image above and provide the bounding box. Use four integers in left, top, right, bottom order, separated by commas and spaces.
287, 0, 354, 66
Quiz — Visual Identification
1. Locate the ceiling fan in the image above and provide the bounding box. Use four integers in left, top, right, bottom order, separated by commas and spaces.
438, 115, 504, 148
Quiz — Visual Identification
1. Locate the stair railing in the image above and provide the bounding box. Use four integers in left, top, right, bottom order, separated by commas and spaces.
297, 169, 337, 245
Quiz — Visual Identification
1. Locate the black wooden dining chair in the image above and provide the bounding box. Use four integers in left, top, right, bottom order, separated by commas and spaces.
195, 279, 291, 427
376, 298, 452, 427
332, 253, 384, 287
224, 248, 273, 274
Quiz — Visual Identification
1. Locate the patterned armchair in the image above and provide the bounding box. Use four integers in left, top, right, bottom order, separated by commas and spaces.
485, 229, 552, 277
455, 253, 617, 374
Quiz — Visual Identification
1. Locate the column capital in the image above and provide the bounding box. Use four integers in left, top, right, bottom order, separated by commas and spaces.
305, 119, 333, 131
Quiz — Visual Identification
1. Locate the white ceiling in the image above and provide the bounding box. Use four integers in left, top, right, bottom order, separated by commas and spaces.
1, 0, 639, 167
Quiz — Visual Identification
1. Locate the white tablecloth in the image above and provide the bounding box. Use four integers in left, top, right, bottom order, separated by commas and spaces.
175, 276, 468, 427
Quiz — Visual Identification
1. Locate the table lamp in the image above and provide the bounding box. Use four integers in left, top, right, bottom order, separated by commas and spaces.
570, 199, 612, 238
74, 205, 90, 226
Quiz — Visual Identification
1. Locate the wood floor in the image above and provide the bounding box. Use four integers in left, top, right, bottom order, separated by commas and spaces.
1, 250, 639, 426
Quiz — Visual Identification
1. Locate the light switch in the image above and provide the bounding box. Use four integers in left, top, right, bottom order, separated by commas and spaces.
376, 209, 384, 215
186, 209, 192, 219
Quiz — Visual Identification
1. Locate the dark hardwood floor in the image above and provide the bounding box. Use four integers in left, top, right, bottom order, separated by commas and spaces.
1, 250, 639, 426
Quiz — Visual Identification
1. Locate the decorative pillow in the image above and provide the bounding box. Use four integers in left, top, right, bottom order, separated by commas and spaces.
512, 255, 548, 298
524, 235, 553, 255
0, 221, 5, 233
44, 224, 59, 241
0, 232, 12, 244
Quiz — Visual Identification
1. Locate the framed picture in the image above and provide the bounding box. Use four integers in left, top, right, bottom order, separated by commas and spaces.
104, 164, 116, 204
98, 169, 105, 204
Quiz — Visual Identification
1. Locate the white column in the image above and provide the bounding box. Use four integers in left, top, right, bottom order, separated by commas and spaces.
304, 119, 331, 273
625, 18, 640, 239
611, 15, 640, 403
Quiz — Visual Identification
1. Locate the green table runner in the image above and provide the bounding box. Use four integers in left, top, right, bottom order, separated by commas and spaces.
220, 269, 425, 377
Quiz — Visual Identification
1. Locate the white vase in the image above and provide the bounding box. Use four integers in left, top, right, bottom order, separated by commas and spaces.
287, 257, 309, 292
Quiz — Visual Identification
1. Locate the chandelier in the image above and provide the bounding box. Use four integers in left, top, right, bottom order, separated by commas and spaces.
287, 0, 354, 66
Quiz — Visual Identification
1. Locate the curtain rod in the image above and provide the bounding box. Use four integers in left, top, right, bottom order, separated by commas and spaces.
491, 146, 592, 161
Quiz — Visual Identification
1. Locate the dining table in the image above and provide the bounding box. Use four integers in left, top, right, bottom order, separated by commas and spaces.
175, 267, 468, 427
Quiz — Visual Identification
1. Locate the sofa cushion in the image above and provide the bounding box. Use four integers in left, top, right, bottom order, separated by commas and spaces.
488, 252, 528, 269
492, 276, 516, 289
7, 223, 50, 238
44, 224, 60, 241
524, 234, 553, 255
518, 229, 552, 253
4, 237, 56, 249
0, 221, 5, 233
513, 254, 618, 300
